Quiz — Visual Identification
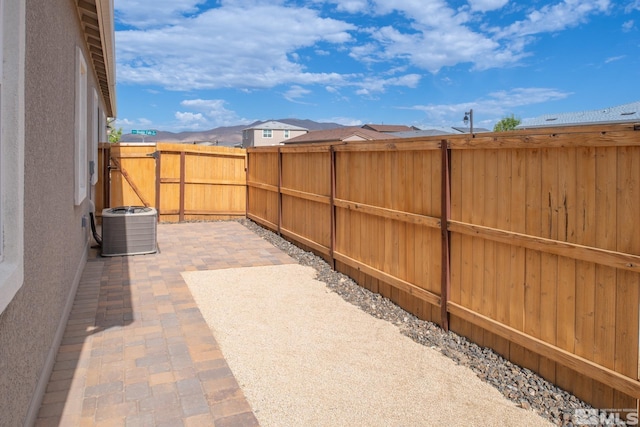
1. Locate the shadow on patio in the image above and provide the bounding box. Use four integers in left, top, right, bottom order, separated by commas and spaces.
35, 221, 295, 426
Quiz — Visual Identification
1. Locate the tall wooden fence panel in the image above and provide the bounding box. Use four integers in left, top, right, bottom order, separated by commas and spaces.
280, 146, 333, 258
333, 141, 443, 322
246, 125, 640, 413
156, 143, 246, 222
247, 148, 280, 230
97, 142, 246, 222
448, 130, 640, 410
104, 143, 157, 209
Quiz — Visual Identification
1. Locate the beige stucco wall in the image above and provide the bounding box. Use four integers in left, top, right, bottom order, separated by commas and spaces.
0, 0, 105, 424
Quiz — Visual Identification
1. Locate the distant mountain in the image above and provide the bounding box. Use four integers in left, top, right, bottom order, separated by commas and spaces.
119, 119, 345, 146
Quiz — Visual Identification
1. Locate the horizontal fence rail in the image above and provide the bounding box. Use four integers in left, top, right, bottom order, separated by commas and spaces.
246, 124, 640, 412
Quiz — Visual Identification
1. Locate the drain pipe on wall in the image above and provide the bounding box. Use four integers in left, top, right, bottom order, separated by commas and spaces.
89, 199, 102, 247
88, 160, 102, 246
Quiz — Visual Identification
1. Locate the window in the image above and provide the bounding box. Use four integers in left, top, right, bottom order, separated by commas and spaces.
284, 130, 289, 138
262, 129, 272, 138
0, 0, 26, 314
90, 89, 98, 186
75, 47, 88, 205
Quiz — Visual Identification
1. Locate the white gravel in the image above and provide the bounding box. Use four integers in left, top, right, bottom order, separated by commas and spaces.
183, 264, 553, 427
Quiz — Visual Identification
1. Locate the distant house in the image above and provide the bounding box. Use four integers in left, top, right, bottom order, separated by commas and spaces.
361, 124, 420, 133
284, 126, 397, 144
517, 101, 640, 129
242, 120, 308, 147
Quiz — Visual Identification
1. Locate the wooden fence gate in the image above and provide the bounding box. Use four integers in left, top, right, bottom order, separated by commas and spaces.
97, 142, 247, 222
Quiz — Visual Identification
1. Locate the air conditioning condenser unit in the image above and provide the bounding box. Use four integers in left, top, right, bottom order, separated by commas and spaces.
101, 206, 157, 257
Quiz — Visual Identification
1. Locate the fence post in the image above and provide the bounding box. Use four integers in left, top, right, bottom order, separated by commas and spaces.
103, 145, 111, 208
179, 151, 185, 222
277, 147, 283, 236
440, 139, 451, 331
244, 151, 249, 219
155, 149, 161, 222
330, 145, 337, 270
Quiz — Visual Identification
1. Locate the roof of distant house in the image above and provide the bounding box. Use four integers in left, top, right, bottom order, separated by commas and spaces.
391, 127, 491, 138
517, 101, 640, 129
391, 129, 456, 137
243, 120, 309, 131
361, 124, 419, 132
284, 126, 397, 144
450, 126, 492, 133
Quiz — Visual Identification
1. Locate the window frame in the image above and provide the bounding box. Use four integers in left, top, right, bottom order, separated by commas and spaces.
74, 46, 88, 205
262, 129, 272, 138
0, 0, 26, 314
90, 89, 99, 186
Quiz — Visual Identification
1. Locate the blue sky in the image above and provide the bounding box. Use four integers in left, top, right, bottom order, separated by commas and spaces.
112, 0, 640, 133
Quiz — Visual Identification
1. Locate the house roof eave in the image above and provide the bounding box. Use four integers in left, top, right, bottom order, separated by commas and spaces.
76, 0, 117, 117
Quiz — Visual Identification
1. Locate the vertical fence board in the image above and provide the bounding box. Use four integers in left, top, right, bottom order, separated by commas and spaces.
539, 148, 558, 383
412, 152, 425, 319
574, 146, 598, 403
523, 148, 542, 372
459, 150, 475, 340
555, 147, 578, 395
591, 146, 618, 407
494, 148, 512, 358
449, 150, 465, 333
431, 148, 442, 323
471, 150, 486, 345
482, 149, 498, 351
509, 148, 527, 367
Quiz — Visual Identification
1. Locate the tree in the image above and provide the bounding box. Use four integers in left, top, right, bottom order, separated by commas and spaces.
107, 118, 122, 143
493, 114, 521, 132
108, 127, 123, 143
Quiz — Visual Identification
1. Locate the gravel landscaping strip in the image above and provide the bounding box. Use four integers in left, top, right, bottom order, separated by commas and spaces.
237, 218, 626, 427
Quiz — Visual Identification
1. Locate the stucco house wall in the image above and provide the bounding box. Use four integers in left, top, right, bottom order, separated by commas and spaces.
0, 0, 115, 424
242, 121, 308, 147
246, 129, 307, 147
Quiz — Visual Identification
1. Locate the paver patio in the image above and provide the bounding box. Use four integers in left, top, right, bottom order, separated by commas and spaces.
35, 221, 295, 426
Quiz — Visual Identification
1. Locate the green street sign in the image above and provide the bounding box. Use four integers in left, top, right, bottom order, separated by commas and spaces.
132, 129, 157, 136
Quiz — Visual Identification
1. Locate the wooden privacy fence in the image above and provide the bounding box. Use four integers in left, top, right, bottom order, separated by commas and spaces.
97, 142, 247, 222
246, 123, 640, 412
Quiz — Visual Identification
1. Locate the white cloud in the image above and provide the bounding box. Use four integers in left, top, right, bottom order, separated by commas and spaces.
346, 0, 611, 73
113, 117, 154, 131
346, 1, 522, 72
175, 111, 206, 127
284, 85, 312, 102
116, 4, 355, 90
622, 19, 635, 31
354, 74, 422, 96
467, 0, 509, 12
406, 87, 571, 125
115, 0, 614, 103
605, 55, 626, 63
335, 0, 371, 13
114, 0, 206, 29
178, 99, 246, 128
317, 0, 372, 14
496, 0, 611, 38
322, 116, 363, 126
626, 0, 640, 12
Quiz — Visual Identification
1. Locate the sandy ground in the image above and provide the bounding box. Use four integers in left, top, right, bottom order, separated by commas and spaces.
183, 264, 553, 427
